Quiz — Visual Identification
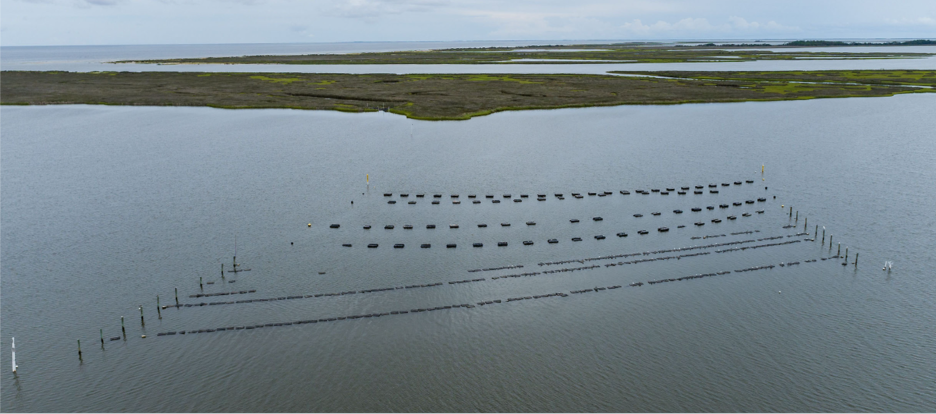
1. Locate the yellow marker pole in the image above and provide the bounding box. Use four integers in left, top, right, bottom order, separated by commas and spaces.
366, 174, 369, 184
762, 164, 765, 174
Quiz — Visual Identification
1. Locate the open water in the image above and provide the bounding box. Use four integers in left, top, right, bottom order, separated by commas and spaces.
2, 92, 935, 411
2, 42, 936, 73
2, 41, 936, 412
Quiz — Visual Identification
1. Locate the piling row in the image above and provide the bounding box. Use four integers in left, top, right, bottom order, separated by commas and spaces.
152, 254, 835, 339
448, 278, 485, 285
537, 236, 775, 266
605, 251, 711, 267
647, 271, 732, 284
541, 265, 602, 274
691, 234, 728, 240
506, 292, 569, 301
468, 265, 523, 273
173, 231, 807, 310
490, 272, 542, 280
715, 239, 802, 253
172, 283, 445, 308
188, 290, 256, 298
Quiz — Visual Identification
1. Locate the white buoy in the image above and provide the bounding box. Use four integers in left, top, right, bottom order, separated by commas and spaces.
12, 337, 17, 373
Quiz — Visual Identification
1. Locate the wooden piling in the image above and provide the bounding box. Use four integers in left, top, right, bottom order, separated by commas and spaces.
795, 211, 798, 222
829, 235, 833, 250
139, 306, 144, 326
822, 229, 825, 245
157, 296, 162, 319
855, 253, 859, 268
200, 277, 203, 289
804, 217, 807, 231
789, 206, 792, 217
175, 288, 179, 305
121, 316, 125, 336
815, 225, 818, 239
845, 248, 849, 261
837, 243, 841, 256
77, 339, 82, 358
100, 329, 104, 349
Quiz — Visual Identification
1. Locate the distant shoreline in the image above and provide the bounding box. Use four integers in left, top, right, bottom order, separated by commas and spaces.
113, 41, 936, 66
3, 70, 933, 120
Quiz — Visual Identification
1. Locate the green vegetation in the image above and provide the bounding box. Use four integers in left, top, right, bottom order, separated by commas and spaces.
619, 70, 936, 87
115, 42, 933, 66
2, 70, 932, 121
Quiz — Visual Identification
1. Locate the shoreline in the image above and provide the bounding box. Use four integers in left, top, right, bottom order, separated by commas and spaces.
3, 70, 933, 121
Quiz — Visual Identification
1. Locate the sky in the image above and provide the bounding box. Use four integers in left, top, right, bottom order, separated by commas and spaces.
1, 0, 934, 46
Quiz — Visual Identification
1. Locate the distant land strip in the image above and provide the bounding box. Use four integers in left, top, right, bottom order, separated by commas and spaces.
112, 41, 936, 66
2, 70, 933, 120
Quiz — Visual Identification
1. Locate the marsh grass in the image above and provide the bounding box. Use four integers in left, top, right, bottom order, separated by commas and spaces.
3, 70, 932, 120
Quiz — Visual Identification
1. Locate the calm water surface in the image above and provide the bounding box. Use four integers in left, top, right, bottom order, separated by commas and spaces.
3, 42, 935, 73
2, 93, 935, 411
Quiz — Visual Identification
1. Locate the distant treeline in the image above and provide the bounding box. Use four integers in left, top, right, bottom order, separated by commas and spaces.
784, 40, 935, 46
688, 40, 935, 47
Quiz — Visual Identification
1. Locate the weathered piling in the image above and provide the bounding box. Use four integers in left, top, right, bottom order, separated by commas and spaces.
121, 316, 126, 336
157, 296, 162, 319
822, 228, 825, 245
789, 206, 792, 217
175, 288, 179, 306
100, 329, 104, 349
855, 253, 859, 268
837, 243, 841, 256
804, 217, 807, 231
77, 339, 82, 359
815, 225, 818, 239
139, 305, 144, 326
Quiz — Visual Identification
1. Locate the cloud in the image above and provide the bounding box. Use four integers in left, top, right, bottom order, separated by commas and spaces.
460, 10, 575, 36
326, 0, 450, 19
620, 16, 799, 37
884, 17, 935, 26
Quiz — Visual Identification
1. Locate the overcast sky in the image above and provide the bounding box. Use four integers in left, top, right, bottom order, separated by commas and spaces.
2, 0, 934, 46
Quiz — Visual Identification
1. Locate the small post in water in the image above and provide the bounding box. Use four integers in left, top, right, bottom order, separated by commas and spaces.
199, 277, 203, 289
845, 248, 849, 262
139, 305, 144, 326
837, 243, 841, 256
855, 253, 859, 268
804, 217, 808, 231
175, 288, 179, 306
121, 316, 126, 337
815, 225, 818, 239
789, 206, 792, 218
156, 295, 161, 319
829, 235, 833, 250
12, 337, 17, 373
100, 329, 104, 349
77, 339, 82, 360
795, 211, 798, 222
822, 227, 826, 245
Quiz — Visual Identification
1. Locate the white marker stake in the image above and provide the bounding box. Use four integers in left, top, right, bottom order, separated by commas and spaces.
12, 337, 17, 373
